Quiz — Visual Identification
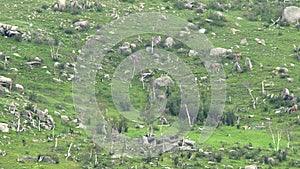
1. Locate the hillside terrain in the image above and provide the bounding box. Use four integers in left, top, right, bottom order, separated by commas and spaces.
1, 0, 300, 168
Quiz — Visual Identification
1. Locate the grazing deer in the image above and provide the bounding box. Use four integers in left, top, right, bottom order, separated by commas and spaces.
242, 125, 251, 130
233, 53, 243, 62
288, 105, 298, 114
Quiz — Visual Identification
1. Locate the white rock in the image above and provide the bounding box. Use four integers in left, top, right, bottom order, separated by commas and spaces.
240, 38, 248, 45
0, 123, 9, 133
60, 115, 70, 121
15, 84, 24, 93
198, 28, 206, 34
188, 50, 198, 56
164, 37, 175, 48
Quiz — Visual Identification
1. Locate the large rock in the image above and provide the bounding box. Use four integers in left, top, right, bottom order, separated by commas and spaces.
164, 37, 175, 48
153, 76, 174, 87
0, 123, 9, 132
58, 0, 66, 9
74, 20, 89, 28
118, 42, 132, 55
0, 76, 12, 90
245, 165, 257, 169
210, 47, 232, 57
282, 6, 300, 23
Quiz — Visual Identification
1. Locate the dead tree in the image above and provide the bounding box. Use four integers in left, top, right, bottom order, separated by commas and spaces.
49, 43, 62, 61
268, 125, 282, 151
244, 82, 256, 109
65, 142, 73, 160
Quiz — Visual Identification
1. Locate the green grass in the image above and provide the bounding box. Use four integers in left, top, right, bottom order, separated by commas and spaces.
1, 0, 300, 168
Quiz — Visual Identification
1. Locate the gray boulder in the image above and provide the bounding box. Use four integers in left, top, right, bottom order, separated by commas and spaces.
164, 37, 175, 48
153, 76, 174, 87
282, 6, 300, 23
118, 42, 132, 55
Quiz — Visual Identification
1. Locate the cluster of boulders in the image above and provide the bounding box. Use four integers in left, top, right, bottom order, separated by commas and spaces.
17, 154, 57, 164
53, 0, 97, 10
0, 76, 24, 94
0, 23, 23, 37
118, 42, 136, 55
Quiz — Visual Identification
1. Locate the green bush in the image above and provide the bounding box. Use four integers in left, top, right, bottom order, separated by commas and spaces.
64, 28, 74, 34
174, 0, 185, 10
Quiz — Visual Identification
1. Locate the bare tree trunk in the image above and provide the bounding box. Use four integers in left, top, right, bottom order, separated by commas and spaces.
184, 104, 192, 125
269, 125, 282, 151
287, 134, 290, 149
17, 118, 20, 133
54, 137, 58, 152
269, 126, 276, 151
65, 143, 73, 160
89, 148, 93, 163
52, 124, 55, 138
248, 88, 256, 109
94, 154, 98, 166
38, 120, 41, 132
277, 130, 282, 151
261, 80, 265, 95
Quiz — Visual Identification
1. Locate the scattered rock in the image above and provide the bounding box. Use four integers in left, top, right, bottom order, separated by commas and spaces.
76, 123, 86, 129
135, 124, 144, 129
104, 74, 110, 80
164, 37, 175, 48
75, 20, 89, 29
118, 42, 132, 55
198, 28, 206, 34
26, 61, 41, 68
210, 48, 232, 57
245, 57, 253, 70
231, 28, 240, 35
0, 76, 12, 90
184, 139, 196, 147
0, 123, 9, 132
245, 165, 257, 169
287, 78, 294, 83
153, 76, 174, 87
232, 62, 243, 72
17, 156, 37, 162
255, 38, 265, 45
282, 6, 300, 23
60, 115, 70, 121
240, 38, 248, 45
15, 84, 24, 94
38, 154, 57, 164
188, 50, 198, 56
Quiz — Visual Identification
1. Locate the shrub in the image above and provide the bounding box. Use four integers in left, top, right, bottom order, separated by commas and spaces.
34, 36, 44, 44
13, 34, 23, 42
64, 28, 74, 34
70, 9, 81, 15
41, 4, 49, 10
29, 91, 37, 102
214, 153, 222, 162
244, 12, 258, 21
121, 0, 135, 3
208, 2, 224, 11
174, 0, 185, 10
36, 8, 43, 13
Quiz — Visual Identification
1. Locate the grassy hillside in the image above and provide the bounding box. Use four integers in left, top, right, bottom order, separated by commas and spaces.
1, 0, 300, 168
